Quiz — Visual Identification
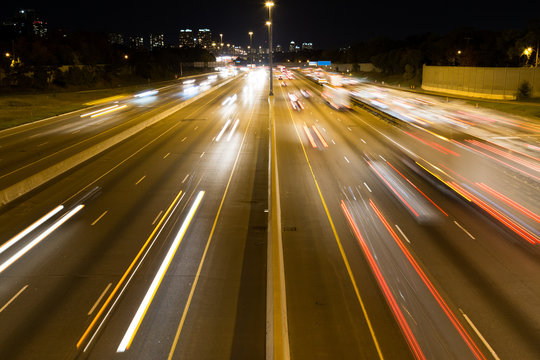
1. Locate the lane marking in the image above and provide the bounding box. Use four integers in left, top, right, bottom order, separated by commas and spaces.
163, 152, 170, 159
168, 93, 258, 360
77, 190, 184, 350
363, 182, 372, 193
344, 156, 350, 163
454, 221, 475, 239
0, 285, 29, 313
200, 152, 205, 158
135, 175, 146, 185
459, 309, 500, 360
284, 89, 384, 360
181, 137, 187, 142
91, 211, 108, 226
361, 138, 367, 144
88, 283, 112, 315
118, 191, 205, 352
152, 210, 163, 225
395, 224, 411, 244
181, 174, 189, 183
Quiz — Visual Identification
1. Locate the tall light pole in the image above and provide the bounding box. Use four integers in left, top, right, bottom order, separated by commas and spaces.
248, 31, 253, 68
266, 1, 274, 96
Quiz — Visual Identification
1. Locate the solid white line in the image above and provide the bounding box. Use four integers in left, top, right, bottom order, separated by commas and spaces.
152, 210, 163, 226
395, 224, 411, 244
459, 309, 500, 360
0, 205, 64, 255
88, 283, 112, 315
363, 182, 372, 193
454, 221, 475, 239
0, 285, 28, 313
91, 211, 108, 226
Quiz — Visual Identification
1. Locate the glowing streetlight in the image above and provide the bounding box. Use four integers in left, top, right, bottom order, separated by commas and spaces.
266, 1, 275, 95
248, 31, 253, 67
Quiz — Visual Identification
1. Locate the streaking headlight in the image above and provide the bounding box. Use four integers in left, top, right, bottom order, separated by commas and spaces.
134, 90, 158, 98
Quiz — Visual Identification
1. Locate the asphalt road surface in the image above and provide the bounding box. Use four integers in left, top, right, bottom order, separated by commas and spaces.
0, 68, 539, 359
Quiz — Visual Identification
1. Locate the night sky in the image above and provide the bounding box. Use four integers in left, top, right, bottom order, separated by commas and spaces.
4, 1, 540, 49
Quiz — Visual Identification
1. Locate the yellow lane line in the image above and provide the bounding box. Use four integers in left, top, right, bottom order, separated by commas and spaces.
76, 189, 183, 349
167, 98, 257, 360
280, 85, 385, 360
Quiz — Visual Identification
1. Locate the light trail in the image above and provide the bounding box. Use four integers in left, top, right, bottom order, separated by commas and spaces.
0, 205, 64, 255
311, 126, 328, 148
302, 125, 317, 148
90, 104, 128, 118
227, 119, 240, 142
0, 205, 84, 274
117, 190, 205, 352
80, 105, 119, 118
215, 119, 232, 142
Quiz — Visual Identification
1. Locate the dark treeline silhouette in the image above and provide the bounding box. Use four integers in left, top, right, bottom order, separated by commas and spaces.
277, 21, 540, 85
0, 29, 216, 92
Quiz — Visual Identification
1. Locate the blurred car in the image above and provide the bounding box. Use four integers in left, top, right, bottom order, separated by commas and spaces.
300, 89, 311, 98
288, 92, 305, 111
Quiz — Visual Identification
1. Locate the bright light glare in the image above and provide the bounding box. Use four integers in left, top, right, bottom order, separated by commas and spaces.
117, 191, 205, 352
80, 105, 119, 118
90, 105, 128, 118
227, 119, 240, 141
183, 79, 195, 84
216, 119, 232, 142
134, 90, 158, 98
0, 205, 64, 255
0, 205, 84, 274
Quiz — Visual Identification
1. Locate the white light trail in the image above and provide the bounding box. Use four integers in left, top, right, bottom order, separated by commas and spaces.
117, 191, 205, 352
226, 119, 240, 142
215, 119, 232, 142
0, 205, 64, 255
0, 205, 84, 274
80, 105, 119, 118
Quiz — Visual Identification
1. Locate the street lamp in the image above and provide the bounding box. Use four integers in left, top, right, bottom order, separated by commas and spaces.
248, 31, 253, 68
265, 1, 274, 96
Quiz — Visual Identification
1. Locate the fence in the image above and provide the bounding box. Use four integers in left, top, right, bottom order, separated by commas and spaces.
422, 65, 540, 100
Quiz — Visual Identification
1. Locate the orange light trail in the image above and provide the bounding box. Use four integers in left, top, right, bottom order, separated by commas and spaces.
404, 131, 449, 155
368, 161, 420, 217
303, 125, 317, 148
369, 199, 487, 360
476, 183, 540, 224
466, 140, 540, 172
340, 200, 425, 360
450, 182, 539, 244
454, 140, 540, 182
311, 126, 328, 148
385, 161, 448, 216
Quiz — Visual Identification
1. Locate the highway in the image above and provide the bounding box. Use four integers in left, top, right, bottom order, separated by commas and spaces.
0, 67, 539, 359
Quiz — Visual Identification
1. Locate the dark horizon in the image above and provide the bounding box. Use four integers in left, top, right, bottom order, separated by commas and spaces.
3, 2, 540, 49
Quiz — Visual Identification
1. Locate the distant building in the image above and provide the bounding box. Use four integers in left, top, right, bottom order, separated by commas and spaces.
275, 44, 283, 53
179, 29, 195, 48
128, 36, 144, 49
197, 29, 212, 48
108, 33, 124, 45
289, 41, 296, 52
149, 33, 164, 49
7, 9, 48, 38
302, 42, 313, 50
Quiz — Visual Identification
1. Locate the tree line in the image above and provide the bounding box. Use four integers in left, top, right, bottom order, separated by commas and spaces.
0, 30, 216, 92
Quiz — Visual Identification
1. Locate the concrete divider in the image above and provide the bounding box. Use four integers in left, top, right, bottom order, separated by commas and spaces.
0, 76, 238, 206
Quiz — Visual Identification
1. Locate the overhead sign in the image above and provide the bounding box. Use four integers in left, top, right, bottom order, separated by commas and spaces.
317, 60, 331, 66
309, 61, 317, 66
